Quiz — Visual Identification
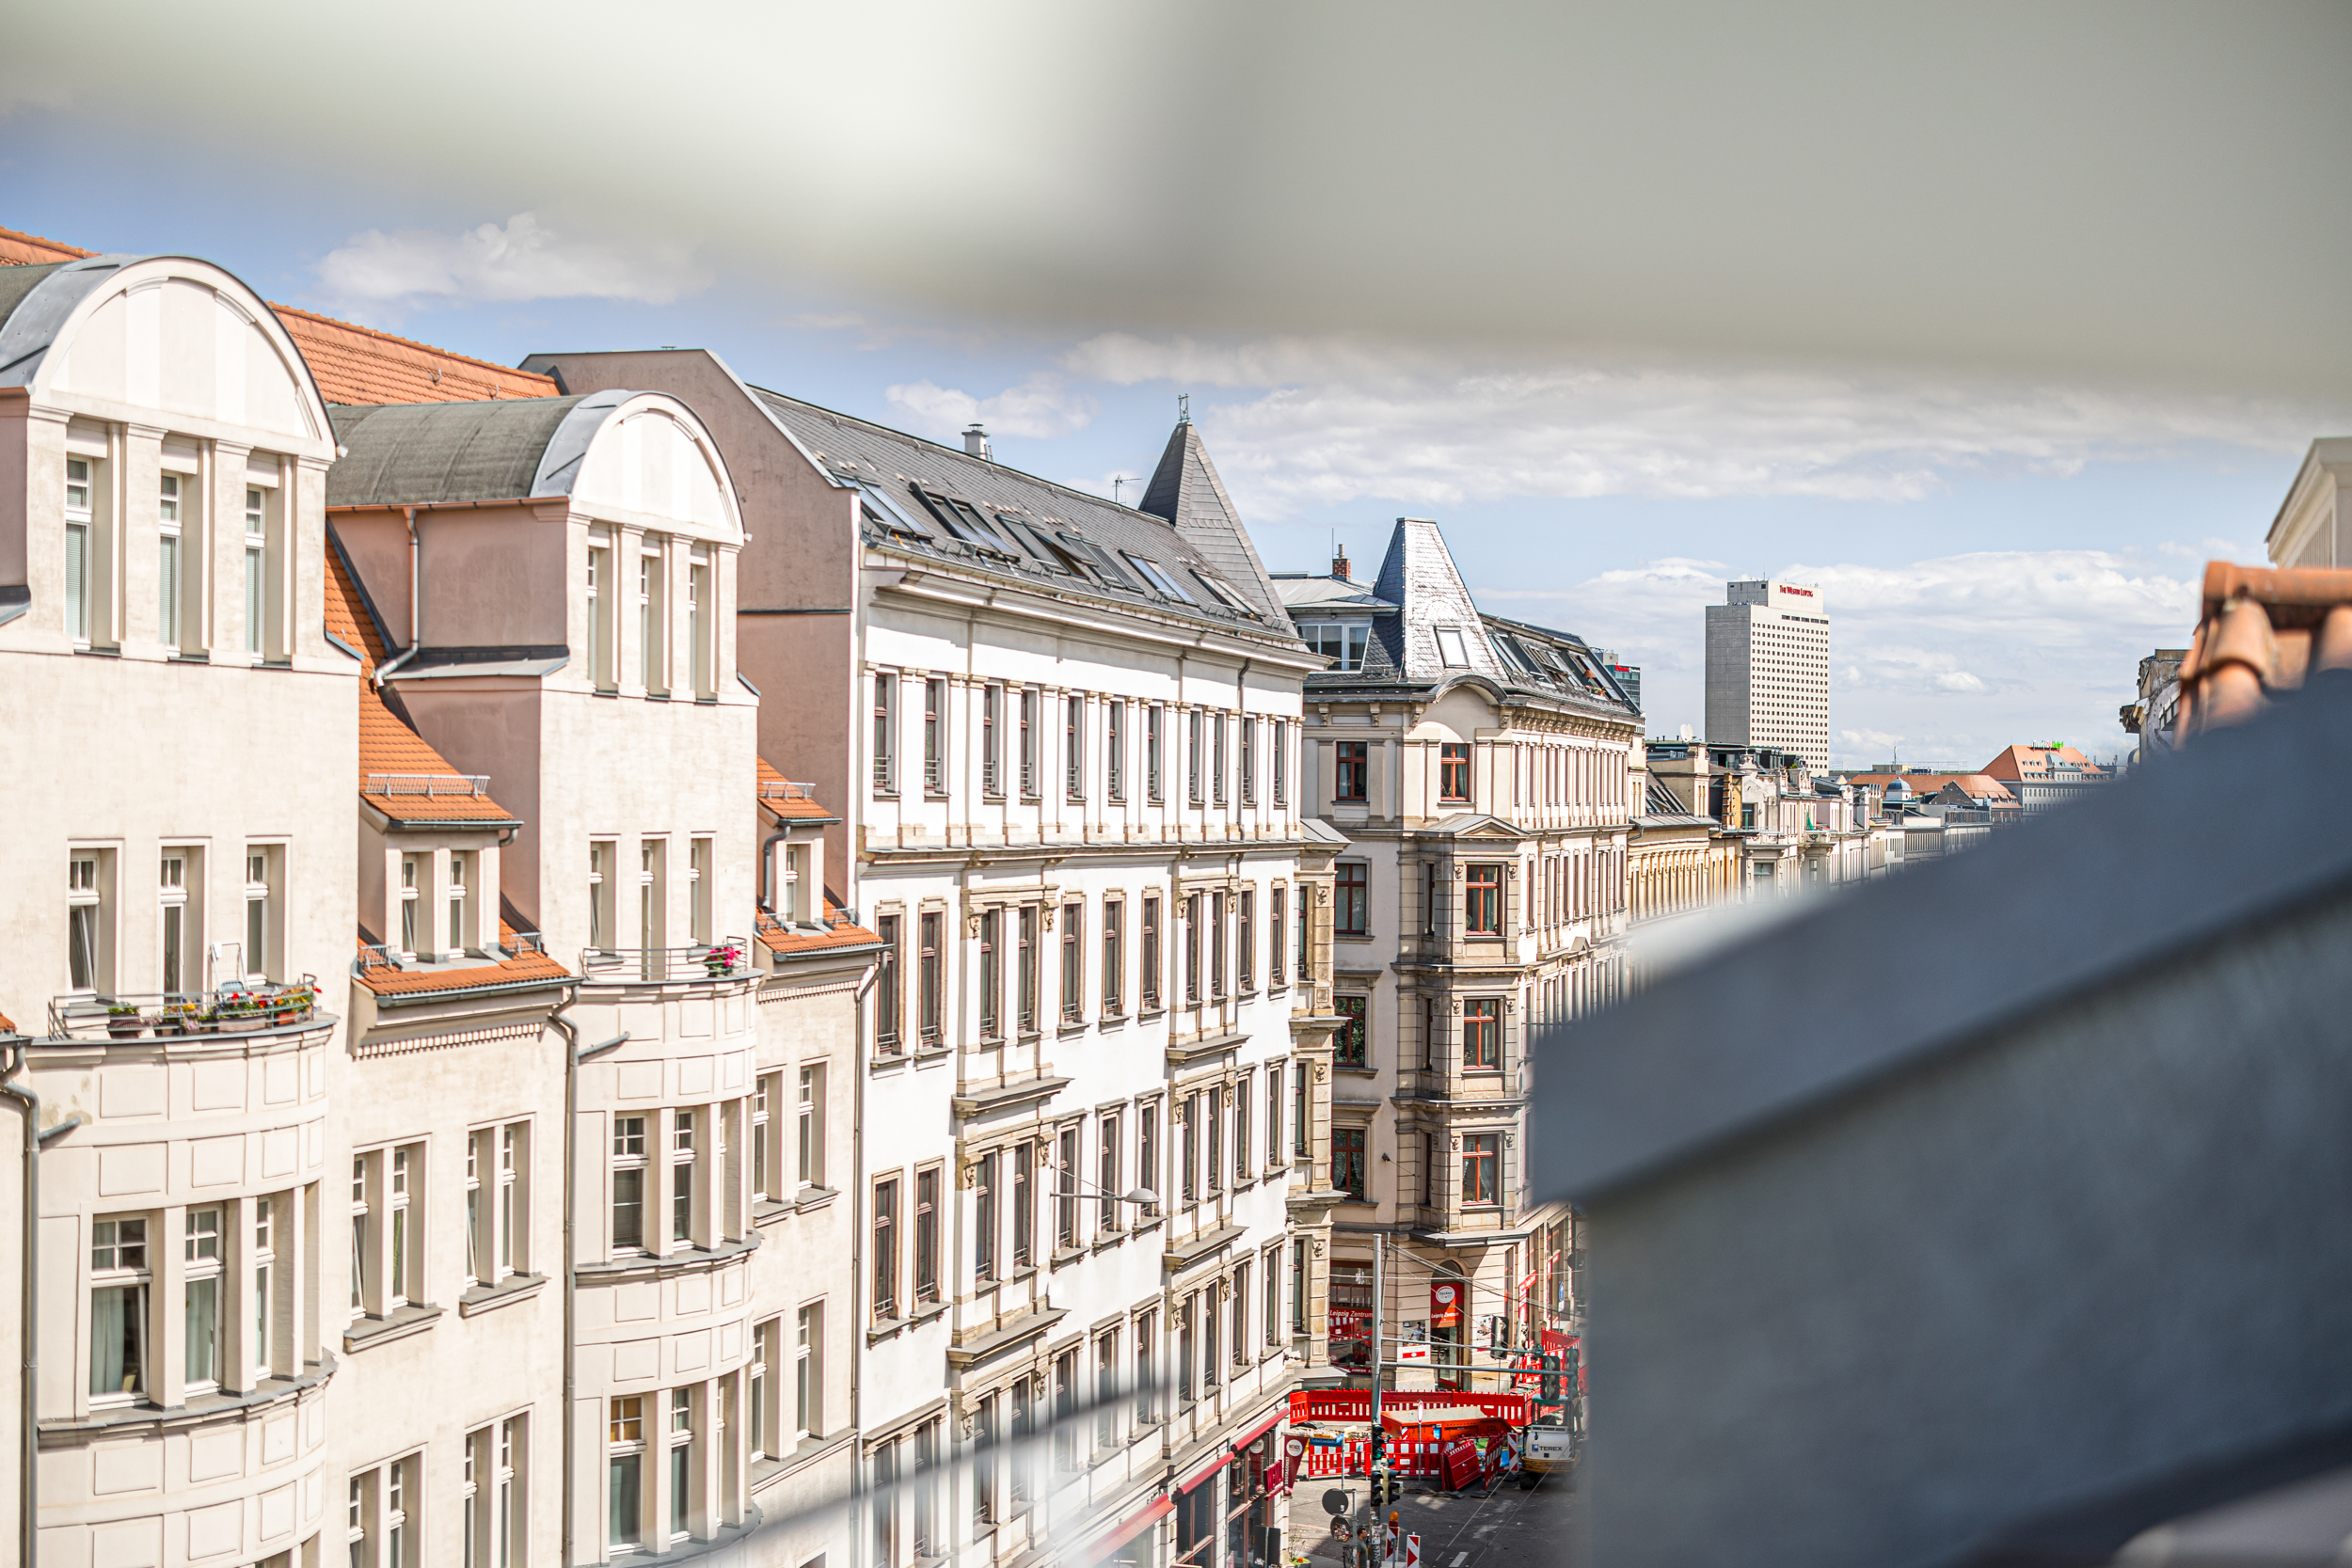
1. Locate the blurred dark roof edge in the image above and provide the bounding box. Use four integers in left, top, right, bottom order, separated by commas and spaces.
1532, 671, 2352, 1206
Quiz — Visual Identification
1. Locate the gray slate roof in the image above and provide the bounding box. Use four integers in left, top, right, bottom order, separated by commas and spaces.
1137, 420, 1286, 620
752, 388, 1298, 646
0, 256, 127, 388
1636, 775, 1716, 827
326, 394, 631, 507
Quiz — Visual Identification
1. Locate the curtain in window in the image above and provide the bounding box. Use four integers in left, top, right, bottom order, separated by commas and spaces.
185, 1276, 219, 1384
89, 1283, 147, 1395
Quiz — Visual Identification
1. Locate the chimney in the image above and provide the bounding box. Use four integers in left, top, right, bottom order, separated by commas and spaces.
1332, 547, 1350, 581
962, 423, 991, 461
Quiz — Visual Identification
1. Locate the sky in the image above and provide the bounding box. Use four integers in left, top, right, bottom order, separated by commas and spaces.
8, 2, 2347, 768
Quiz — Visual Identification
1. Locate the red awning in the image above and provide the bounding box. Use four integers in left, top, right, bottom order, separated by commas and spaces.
1232, 1405, 1286, 1451
1082, 1496, 1174, 1563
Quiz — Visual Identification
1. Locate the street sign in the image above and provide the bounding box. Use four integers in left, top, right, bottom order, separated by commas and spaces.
1323, 1488, 1350, 1516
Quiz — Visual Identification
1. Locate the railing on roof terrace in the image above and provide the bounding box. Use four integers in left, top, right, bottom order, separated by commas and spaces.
364, 772, 491, 798
48, 976, 327, 1041
757, 779, 818, 803
580, 939, 752, 985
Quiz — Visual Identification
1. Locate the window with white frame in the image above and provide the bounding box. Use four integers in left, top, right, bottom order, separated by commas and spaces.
67, 849, 108, 993
350, 1156, 370, 1314
184, 1205, 223, 1393
251, 1196, 276, 1381
243, 847, 277, 982
690, 836, 712, 946
671, 1109, 698, 1247
925, 678, 946, 795
609, 1396, 645, 1549
387, 1146, 419, 1307
981, 683, 1003, 797
587, 537, 612, 690
873, 673, 898, 794
1187, 710, 1203, 804
1274, 720, 1288, 806
1065, 694, 1085, 801
65, 452, 98, 646
796, 1302, 822, 1439
1097, 1112, 1121, 1235
465, 1416, 528, 1568
749, 1318, 776, 1461
448, 850, 475, 956
750, 1073, 776, 1203
1263, 1244, 1284, 1346
1240, 717, 1255, 805
242, 485, 267, 656
88, 1214, 150, 1402
612, 1116, 647, 1253
1146, 705, 1164, 803
638, 840, 665, 956
352, 1452, 419, 1568
639, 539, 666, 693
589, 841, 614, 951
399, 853, 421, 957
797, 1065, 825, 1189
669, 1386, 695, 1543
1101, 898, 1123, 1017
1019, 688, 1039, 798
1106, 700, 1125, 801
1270, 885, 1286, 989
159, 849, 195, 997
689, 546, 713, 698
157, 467, 185, 649
467, 1122, 529, 1287
1095, 1331, 1120, 1453
1134, 1310, 1157, 1425
1212, 712, 1227, 806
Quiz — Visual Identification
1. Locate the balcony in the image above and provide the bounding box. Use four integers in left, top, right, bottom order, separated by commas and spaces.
578, 939, 752, 984
363, 770, 491, 799
46, 976, 328, 1041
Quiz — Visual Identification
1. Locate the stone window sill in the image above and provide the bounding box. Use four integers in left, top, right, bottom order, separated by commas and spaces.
343, 1302, 442, 1353
457, 1272, 547, 1318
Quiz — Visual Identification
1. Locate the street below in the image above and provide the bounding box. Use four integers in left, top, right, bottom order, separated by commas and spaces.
1291, 1465, 1576, 1568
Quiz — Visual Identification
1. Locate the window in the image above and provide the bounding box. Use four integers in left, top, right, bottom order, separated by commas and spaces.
610, 1396, 644, 1549
1237, 890, 1254, 992
251, 1197, 275, 1381
1187, 710, 1203, 804
243, 487, 267, 655
1209, 893, 1227, 999
914, 1419, 942, 1557
1106, 701, 1125, 801
1264, 1245, 1283, 1345
67, 850, 106, 993
1435, 626, 1470, 667
1440, 742, 1471, 802
1178, 1299, 1196, 1403
975, 1151, 999, 1283
1333, 1127, 1367, 1198
876, 914, 902, 1054
1140, 896, 1161, 1010
1012, 1142, 1034, 1268
1101, 899, 1123, 1016
1212, 713, 1227, 806
1463, 998, 1502, 1069
1184, 894, 1201, 1004
1066, 695, 1085, 800
1269, 885, 1286, 988
612, 1116, 647, 1252
797, 1303, 822, 1437
1206, 1086, 1223, 1194
589, 841, 614, 952
1466, 863, 1503, 936
1334, 997, 1367, 1068
1240, 718, 1255, 805
1295, 882, 1311, 981
637, 840, 665, 958
974, 1393, 999, 1527
1060, 902, 1084, 1022
1057, 1127, 1080, 1252
1138, 1103, 1160, 1219
1231, 1261, 1249, 1365
924, 678, 946, 794
89, 1215, 149, 1401
1179, 1094, 1198, 1205
689, 837, 711, 946
152, 851, 193, 997
1200, 1286, 1218, 1389
587, 540, 612, 689
1302, 623, 1369, 673
978, 910, 1001, 1038
157, 469, 184, 649
65, 453, 97, 645
671, 1110, 697, 1247
1054, 1350, 1079, 1471
388, 1147, 418, 1307
1273, 721, 1288, 807
1121, 553, 1196, 602
1146, 706, 1165, 803
1293, 1063, 1309, 1159
1336, 740, 1368, 803
1019, 688, 1039, 798
977, 682, 1005, 796
1335, 861, 1369, 938
750, 1076, 777, 1204
1266, 1068, 1282, 1167
872, 1176, 899, 1320
1234, 1073, 1251, 1185
1017, 906, 1038, 1033
1292, 1241, 1309, 1335
797, 1065, 826, 1189
398, 854, 421, 956
873, 1437, 900, 1568
1135, 1311, 1157, 1425
448, 850, 475, 955
689, 549, 713, 698
1098, 1113, 1121, 1234
350, 1156, 370, 1313
918, 911, 943, 1046
873, 673, 898, 793
639, 542, 666, 692
1096, 1332, 1120, 1452
243, 847, 276, 981
1462, 1133, 1501, 1206
915, 1165, 941, 1305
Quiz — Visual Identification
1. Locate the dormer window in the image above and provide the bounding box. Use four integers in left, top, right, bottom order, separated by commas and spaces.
1435, 626, 1470, 668
1302, 623, 1369, 673
1120, 554, 1196, 603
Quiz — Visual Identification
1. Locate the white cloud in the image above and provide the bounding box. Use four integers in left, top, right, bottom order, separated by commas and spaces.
884, 373, 1097, 442
313, 213, 708, 311
1058, 332, 2332, 521
1482, 548, 2198, 767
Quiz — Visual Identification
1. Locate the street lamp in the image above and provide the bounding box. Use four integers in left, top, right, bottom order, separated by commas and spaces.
1054, 1171, 1159, 1209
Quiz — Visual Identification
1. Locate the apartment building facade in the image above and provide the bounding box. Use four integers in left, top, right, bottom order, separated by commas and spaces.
512, 352, 1337, 1568
1274, 520, 1638, 1391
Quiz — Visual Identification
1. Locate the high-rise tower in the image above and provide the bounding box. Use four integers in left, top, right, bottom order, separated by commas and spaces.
1706, 578, 1830, 768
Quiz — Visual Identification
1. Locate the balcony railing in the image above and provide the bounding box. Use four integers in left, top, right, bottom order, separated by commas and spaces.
757, 778, 817, 803
579, 939, 752, 984
364, 772, 491, 798
356, 930, 548, 976
48, 976, 326, 1041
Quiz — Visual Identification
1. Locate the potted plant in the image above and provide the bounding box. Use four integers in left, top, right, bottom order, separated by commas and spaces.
271, 986, 314, 1025
159, 1003, 198, 1037
105, 1005, 144, 1041
703, 942, 743, 977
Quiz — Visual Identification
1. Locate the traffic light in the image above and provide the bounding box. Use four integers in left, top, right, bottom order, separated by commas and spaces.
1371, 1470, 1401, 1510
1538, 1354, 1562, 1403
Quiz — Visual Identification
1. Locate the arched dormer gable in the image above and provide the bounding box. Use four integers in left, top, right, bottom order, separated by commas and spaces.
0, 254, 331, 453
327, 391, 742, 546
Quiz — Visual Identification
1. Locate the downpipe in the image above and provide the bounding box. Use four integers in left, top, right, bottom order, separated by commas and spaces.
3, 1041, 87, 1568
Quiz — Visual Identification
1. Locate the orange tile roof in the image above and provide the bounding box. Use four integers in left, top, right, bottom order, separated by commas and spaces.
0, 1008, 15, 1035
327, 546, 521, 827
755, 905, 882, 958
356, 922, 571, 997
0, 225, 90, 265
1979, 743, 2104, 781
2178, 562, 2352, 741
757, 757, 840, 822
1846, 772, 2016, 801
271, 303, 558, 406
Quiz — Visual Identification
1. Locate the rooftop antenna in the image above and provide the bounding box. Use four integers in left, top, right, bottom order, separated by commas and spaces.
1113, 475, 1131, 505
1177, 392, 1190, 425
